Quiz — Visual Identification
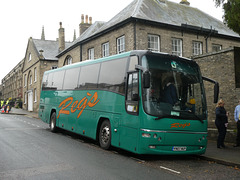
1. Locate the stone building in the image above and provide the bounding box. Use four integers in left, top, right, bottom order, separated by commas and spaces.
1, 59, 24, 102
57, 0, 240, 67
22, 25, 72, 112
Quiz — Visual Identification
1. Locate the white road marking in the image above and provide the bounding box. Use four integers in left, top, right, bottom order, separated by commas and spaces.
160, 166, 181, 174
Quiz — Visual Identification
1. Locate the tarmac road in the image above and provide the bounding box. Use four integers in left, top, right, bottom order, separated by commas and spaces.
0, 109, 239, 179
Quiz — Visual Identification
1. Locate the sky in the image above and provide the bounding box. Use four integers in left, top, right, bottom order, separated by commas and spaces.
0, 0, 224, 82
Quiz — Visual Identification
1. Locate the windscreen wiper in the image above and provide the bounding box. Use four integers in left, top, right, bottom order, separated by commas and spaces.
182, 110, 204, 123
155, 114, 179, 120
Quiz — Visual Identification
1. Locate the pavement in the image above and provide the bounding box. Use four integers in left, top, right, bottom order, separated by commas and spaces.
4, 107, 240, 168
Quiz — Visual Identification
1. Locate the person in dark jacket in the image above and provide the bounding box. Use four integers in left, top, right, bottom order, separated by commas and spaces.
163, 77, 178, 106
215, 99, 229, 149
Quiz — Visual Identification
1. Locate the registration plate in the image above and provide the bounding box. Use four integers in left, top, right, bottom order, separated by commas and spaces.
172, 146, 187, 151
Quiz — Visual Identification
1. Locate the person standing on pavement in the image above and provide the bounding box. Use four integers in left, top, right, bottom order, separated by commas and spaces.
215, 99, 229, 149
234, 100, 240, 147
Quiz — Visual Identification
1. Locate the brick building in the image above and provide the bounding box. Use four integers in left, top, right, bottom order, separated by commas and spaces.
22, 25, 72, 112
1, 59, 24, 101
57, 0, 240, 67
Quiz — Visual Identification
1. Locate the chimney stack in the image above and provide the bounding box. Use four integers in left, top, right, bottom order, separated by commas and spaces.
58, 22, 65, 52
180, 0, 190, 5
85, 15, 88, 24
73, 29, 76, 41
41, 26, 45, 40
39, 49, 44, 59
89, 17, 92, 24
81, 14, 84, 24
79, 15, 92, 36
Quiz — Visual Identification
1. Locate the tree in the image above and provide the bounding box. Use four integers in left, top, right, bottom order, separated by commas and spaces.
214, 0, 240, 35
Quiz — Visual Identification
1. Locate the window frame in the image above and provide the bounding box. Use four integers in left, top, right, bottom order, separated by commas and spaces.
117, 36, 125, 54
34, 67, 37, 82
24, 92, 27, 104
28, 53, 32, 61
102, 42, 109, 57
192, 41, 203, 55
64, 56, 73, 66
172, 38, 183, 56
24, 74, 27, 87
125, 71, 139, 115
148, 34, 160, 52
212, 44, 222, 52
88, 48, 95, 60
34, 88, 37, 103
29, 75, 32, 85
52, 66, 58, 70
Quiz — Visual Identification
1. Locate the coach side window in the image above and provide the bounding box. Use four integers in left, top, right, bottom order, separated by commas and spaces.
63, 67, 80, 90
126, 72, 139, 114
98, 58, 127, 94
42, 74, 48, 90
129, 56, 138, 71
78, 64, 100, 90
52, 70, 65, 90
42, 73, 53, 90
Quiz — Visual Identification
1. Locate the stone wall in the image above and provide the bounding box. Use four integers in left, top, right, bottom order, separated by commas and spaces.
194, 47, 240, 143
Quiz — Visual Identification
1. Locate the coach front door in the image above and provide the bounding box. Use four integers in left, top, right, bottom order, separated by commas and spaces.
28, 90, 33, 112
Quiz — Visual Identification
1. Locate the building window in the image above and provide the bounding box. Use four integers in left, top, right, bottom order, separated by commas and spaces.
117, 36, 125, 54
24, 92, 27, 104
24, 74, 27, 87
88, 48, 95, 60
29, 75, 32, 85
148, 34, 160, 52
102, 42, 109, 57
34, 67, 37, 82
28, 53, 31, 61
64, 56, 72, 66
172, 38, 182, 56
212, 44, 222, 52
52, 66, 57, 69
34, 89, 37, 102
193, 41, 203, 55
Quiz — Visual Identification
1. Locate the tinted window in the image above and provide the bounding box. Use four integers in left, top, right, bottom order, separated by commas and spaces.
129, 56, 138, 71
42, 74, 48, 90
63, 67, 80, 90
52, 70, 65, 90
78, 64, 100, 90
42, 73, 54, 90
98, 58, 127, 94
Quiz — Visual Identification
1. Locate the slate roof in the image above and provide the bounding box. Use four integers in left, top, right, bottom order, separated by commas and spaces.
100, 0, 239, 37
33, 39, 73, 60
58, 0, 240, 57
74, 21, 106, 44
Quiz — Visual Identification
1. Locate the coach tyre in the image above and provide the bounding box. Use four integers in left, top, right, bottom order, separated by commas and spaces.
50, 112, 57, 132
99, 120, 111, 149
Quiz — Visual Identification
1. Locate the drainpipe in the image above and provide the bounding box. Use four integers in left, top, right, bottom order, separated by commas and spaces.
205, 37, 208, 53
205, 26, 214, 53
80, 44, 82, 62
134, 19, 137, 50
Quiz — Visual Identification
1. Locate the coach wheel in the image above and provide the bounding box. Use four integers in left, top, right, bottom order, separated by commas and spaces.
50, 112, 57, 133
99, 120, 111, 150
